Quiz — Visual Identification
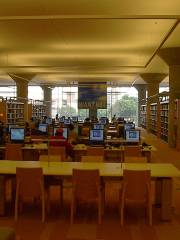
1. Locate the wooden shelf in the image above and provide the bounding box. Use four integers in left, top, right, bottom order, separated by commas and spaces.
140, 104, 146, 128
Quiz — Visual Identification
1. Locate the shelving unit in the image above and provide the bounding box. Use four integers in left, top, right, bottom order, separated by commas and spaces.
149, 103, 158, 135
28, 100, 46, 120
140, 104, 147, 128
159, 95, 169, 142
0, 97, 24, 124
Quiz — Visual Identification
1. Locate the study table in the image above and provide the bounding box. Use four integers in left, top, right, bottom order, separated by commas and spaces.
0, 160, 179, 221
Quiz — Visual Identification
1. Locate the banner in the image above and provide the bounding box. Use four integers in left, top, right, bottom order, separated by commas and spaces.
78, 82, 107, 109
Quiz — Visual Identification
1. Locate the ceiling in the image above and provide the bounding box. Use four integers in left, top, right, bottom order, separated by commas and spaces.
0, 0, 180, 87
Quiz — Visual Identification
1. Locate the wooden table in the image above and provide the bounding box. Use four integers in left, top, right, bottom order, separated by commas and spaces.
0, 160, 179, 221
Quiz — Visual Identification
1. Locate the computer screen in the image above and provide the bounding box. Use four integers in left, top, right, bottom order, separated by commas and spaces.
93, 124, 104, 130
46, 117, 52, 124
53, 127, 68, 139
99, 118, 107, 125
125, 130, 140, 142
59, 116, 65, 123
10, 128, 25, 142
38, 124, 48, 133
124, 123, 135, 130
71, 116, 78, 122
89, 129, 104, 142
64, 119, 71, 125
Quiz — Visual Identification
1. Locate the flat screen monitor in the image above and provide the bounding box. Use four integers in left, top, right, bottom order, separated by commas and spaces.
64, 119, 71, 125
38, 124, 48, 133
53, 127, 68, 139
93, 124, 104, 130
59, 116, 65, 123
99, 118, 107, 125
10, 128, 25, 142
89, 129, 104, 142
125, 130, 140, 142
124, 123, 135, 130
117, 117, 124, 122
71, 116, 78, 123
46, 117, 52, 124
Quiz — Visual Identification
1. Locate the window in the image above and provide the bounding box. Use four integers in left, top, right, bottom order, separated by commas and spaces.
107, 86, 138, 125
0, 86, 16, 98
28, 86, 43, 100
52, 86, 78, 117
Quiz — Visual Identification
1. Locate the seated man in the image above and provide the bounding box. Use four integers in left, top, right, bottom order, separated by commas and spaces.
50, 128, 73, 156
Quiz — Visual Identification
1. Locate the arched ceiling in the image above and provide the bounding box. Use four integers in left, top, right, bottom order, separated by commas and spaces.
0, 0, 180, 87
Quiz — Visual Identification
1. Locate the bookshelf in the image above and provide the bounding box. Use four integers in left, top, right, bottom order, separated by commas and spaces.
140, 104, 147, 128
28, 100, 46, 120
0, 97, 24, 124
159, 98, 169, 142
149, 103, 158, 135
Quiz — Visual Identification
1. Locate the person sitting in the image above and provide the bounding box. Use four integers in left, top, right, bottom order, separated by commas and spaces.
50, 128, 73, 157
68, 124, 78, 145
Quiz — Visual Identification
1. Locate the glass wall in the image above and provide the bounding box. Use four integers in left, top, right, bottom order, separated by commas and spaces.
0, 86, 16, 98
52, 86, 78, 117
28, 86, 43, 100
107, 86, 138, 124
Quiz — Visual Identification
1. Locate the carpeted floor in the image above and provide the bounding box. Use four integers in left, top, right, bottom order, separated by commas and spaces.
1, 129, 180, 240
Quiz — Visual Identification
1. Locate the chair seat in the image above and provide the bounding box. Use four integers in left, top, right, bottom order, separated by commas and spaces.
0, 227, 15, 240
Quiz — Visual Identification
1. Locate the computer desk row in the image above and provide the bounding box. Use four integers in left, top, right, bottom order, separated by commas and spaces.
0, 143, 156, 162
0, 160, 179, 221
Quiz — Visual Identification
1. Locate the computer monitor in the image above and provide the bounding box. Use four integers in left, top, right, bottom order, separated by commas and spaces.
124, 123, 135, 130
71, 116, 78, 123
64, 119, 71, 125
53, 127, 68, 139
59, 116, 65, 123
89, 129, 104, 143
10, 128, 25, 142
125, 130, 140, 142
93, 124, 104, 130
99, 118, 107, 125
46, 117, 52, 125
38, 124, 48, 133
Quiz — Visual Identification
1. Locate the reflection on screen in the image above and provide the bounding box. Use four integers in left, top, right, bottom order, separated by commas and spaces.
38, 124, 48, 133
90, 129, 104, 141
64, 119, 71, 125
125, 130, 140, 142
10, 128, 25, 141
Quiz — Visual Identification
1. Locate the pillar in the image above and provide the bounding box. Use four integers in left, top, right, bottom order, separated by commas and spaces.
41, 86, 53, 117
134, 84, 147, 127
8, 73, 35, 122
158, 47, 180, 148
140, 73, 166, 132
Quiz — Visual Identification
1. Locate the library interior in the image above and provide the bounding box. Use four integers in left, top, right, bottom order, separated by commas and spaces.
0, 1, 180, 240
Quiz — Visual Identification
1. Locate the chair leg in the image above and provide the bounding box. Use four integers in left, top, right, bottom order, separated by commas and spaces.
60, 183, 63, 207
70, 199, 75, 224
15, 192, 19, 221
42, 195, 45, 223
149, 203, 152, 226
120, 204, 124, 226
98, 199, 102, 225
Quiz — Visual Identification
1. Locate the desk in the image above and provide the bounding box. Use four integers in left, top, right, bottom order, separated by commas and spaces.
0, 160, 179, 221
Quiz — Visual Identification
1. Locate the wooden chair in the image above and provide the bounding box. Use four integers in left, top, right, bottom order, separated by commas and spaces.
5, 143, 23, 161
81, 155, 104, 162
15, 167, 45, 222
71, 169, 103, 224
124, 146, 141, 157
120, 169, 152, 225
48, 146, 66, 161
124, 156, 147, 163
86, 147, 104, 157
39, 154, 63, 209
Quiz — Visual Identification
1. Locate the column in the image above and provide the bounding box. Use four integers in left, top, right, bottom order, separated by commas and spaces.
134, 84, 147, 127
41, 86, 53, 117
9, 73, 35, 122
140, 73, 166, 132
158, 47, 180, 148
